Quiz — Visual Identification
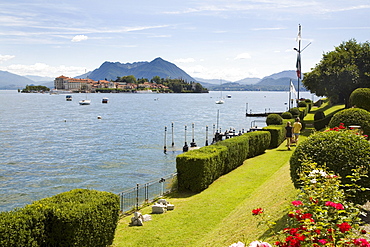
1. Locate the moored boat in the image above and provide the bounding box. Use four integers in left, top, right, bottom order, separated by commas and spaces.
66, 95, 72, 101
79, 99, 91, 105
102, 97, 109, 103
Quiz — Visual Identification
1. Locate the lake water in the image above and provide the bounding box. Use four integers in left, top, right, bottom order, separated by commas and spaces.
0, 90, 317, 211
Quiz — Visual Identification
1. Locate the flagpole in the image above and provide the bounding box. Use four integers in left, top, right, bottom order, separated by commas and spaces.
296, 24, 301, 106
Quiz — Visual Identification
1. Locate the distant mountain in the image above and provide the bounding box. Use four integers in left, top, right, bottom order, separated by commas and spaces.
261, 70, 298, 80
0, 70, 35, 89
205, 70, 305, 91
85, 57, 196, 82
234, 77, 261, 85
257, 70, 302, 89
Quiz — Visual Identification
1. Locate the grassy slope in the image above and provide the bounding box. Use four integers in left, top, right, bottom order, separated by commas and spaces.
112, 141, 301, 246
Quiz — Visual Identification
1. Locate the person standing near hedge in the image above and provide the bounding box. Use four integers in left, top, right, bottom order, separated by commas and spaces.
293, 117, 302, 144
285, 121, 293, 150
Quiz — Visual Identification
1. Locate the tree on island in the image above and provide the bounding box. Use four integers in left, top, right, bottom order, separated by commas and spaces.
303, 39, 370, 107
21, 85, 50, 93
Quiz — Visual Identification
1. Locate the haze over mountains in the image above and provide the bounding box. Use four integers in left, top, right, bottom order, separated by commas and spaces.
0, 57, 303, 91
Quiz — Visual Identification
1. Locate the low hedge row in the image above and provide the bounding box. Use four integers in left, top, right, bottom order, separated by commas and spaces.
262, 124, 286, 148
176, 131, 271, 193
0, 189, 120, 247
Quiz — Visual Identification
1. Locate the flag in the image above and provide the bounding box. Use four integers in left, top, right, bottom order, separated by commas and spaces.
290, 79, 297, 99
296, 27, 301, 42
296, 53, 301, 79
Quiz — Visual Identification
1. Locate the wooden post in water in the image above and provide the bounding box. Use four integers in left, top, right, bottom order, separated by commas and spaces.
205, 125, 209, 146
171, 122, 174, 147
183, 125, 188, 152
164, 126, 167, 154
190, 123, 197, 147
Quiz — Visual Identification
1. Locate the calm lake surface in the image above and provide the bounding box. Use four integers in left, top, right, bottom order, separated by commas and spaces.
0, 90, 317, 211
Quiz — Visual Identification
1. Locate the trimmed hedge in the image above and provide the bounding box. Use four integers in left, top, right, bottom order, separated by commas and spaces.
0, 189, 120, 247
262, 125, 286, 148
349, 88, 370, 111
245, 131, 271, 158
266, 113, 283, 125
290, 131, 370, 204
281, 111, 293, 119
176, 145, 228, 193
176, 131, 271, 193
328, 108, 370, 136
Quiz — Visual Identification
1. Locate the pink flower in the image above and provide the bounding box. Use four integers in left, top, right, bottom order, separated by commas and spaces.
229, 241, 245, 247
291, 200, 303, 206
248, 241, 272, 247
318, 239, 327, 245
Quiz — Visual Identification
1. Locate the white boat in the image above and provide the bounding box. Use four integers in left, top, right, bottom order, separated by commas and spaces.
215, 79, 224, 104
79, 99, 91, 105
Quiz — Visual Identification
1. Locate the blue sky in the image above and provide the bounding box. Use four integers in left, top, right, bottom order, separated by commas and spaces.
0, 0, 369, 81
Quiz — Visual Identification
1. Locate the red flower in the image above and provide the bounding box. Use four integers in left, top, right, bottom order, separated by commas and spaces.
252, 207, 263, 215
361, 229, 367, 234
337, 222, 351, 233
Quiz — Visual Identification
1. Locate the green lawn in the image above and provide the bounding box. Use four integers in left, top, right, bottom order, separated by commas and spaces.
112, 140, 302, 246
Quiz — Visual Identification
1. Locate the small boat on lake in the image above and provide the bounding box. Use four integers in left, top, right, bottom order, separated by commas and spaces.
102, 97, 109, 104
79, 99, 91, 105
227, 95, 231, 98
66, 95, 72, 101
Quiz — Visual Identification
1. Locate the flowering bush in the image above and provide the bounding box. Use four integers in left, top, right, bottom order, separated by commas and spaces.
249, 163, 369, 247
290, 130, 370, 204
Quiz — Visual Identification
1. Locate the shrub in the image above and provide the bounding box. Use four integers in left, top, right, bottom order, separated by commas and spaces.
176, 131, 271, 193
328, 107, 370, 136
266, 113, 283, 125
245, 131, 271, 158
177, 145, 228, 192
281, 111, 293, 119
0, 189, 120, 247
349, 87, 370, 111
290, 130, 370, 204
262, 125, 285, 148
298, 101, 306, 107
313, 110, 325, 121
289, 107, 300, 116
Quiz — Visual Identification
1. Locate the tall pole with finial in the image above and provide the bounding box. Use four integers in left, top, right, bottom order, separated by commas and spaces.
295, 24, 302, 106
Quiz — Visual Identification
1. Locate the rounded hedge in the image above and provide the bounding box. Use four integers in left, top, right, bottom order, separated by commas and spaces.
290, 131, 370, 204
349, 88, 370, 111
266, 113, 283, 125
281, 111, 293, 119
289, 107, 300, 116
328, 108, 370, 136
314, 111, 325, 121
298, 101, 307, 107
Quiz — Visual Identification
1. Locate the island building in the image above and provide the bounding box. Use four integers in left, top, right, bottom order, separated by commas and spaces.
54, 76, 168, 93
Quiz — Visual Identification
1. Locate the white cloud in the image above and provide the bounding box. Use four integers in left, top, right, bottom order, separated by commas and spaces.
174, 58, 196, 63
235, 53, 251, 60
1, 63, 86, 77
71, 35, 88, 42
0, 54, 15, 63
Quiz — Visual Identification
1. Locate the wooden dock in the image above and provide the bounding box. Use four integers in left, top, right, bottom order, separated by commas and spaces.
246, 112, 283, 117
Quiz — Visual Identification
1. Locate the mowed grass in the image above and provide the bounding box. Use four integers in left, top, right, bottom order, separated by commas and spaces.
112, 139, 304, 247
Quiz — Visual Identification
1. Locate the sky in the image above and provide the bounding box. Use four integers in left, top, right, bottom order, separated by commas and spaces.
0, 0, 370, 81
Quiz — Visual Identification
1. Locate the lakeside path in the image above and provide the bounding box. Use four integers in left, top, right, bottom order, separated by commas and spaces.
112, 137, 303, 246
